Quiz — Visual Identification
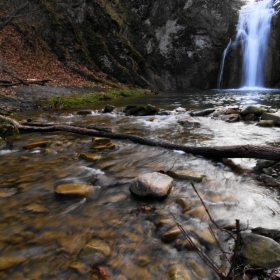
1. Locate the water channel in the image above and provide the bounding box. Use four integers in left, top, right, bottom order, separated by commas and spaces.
1, 89, 280, 279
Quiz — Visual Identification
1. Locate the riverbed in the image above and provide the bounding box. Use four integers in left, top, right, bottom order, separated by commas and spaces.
0, 89, 280, 279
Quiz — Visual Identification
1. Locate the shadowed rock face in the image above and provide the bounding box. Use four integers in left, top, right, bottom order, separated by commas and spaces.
29, 0, 242, 91
118, 0, 241, 90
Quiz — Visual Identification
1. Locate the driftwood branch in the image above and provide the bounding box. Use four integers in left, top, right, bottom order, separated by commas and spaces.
0, 1, 29, 31
1, 114, 280, 161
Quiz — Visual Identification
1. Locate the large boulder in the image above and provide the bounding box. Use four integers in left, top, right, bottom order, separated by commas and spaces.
238, 233, 280, 268
129, 172, 173, 198
240, 106, 266, 116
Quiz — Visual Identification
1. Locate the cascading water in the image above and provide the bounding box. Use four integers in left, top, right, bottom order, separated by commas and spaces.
218, 39, 231, 89
234, 0, 274, 88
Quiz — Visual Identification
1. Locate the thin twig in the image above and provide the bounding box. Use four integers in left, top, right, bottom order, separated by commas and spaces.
190, 182, 235, 239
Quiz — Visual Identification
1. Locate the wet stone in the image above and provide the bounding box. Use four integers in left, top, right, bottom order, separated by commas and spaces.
69, 261, 90, 274
129, 172, 173, 198
244, 113, 256, 121
258, 174, 280, 187
78, 238, 111, 266
175, 237, 201, 251
0, 256, 27, 270
188, 259, 207, 278
261, 112, 280, 125
190, 108, 215, 116
239, 233, 280, 268
148, 116, 158, 121
103, 104, 115, 113
167, 170, 203, 182
167, 264, 191, 280
257, 120, 275, 127
177, 117, 200, 128
79, 153, 101, 162
54, 183, 94, 198
176, 198, 191, 213
241, 106, 266, 115
221, 114, 240, 122
161, 226, 182, 243
23, 140, 48, 149
90, 137, 115, 150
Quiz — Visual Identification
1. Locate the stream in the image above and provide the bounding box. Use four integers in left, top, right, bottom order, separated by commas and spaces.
1, 89, 280, 279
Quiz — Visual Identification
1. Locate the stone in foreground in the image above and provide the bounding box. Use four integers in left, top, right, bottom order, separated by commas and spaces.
261, 112, 280, 125
55, 183, 94, 198
167, 170, 203, 182
238, 233, 280, 268
129, 172, 173, 198
78, 238, 111, 266
90, 137, 115, 150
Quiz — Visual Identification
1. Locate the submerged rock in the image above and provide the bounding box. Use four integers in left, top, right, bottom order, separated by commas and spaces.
129, 172, 173, 198
23, 140, 48, 150
79, 153, 101, 162
54, 183, 94, 198
176, 198, 191, 213
78, 238, 111, 266
220, 114, 240, 122
258, 174, 280, 187
238, 233, 280, 268
177, 117, 200, 128
167, 170, 203, 182
167, 264, 191, 280
0, 256, 27, 270
90, 137, 115, 150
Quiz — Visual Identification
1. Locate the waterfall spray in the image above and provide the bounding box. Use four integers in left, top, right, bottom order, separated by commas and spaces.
218, 39, 232, 89
234, 0, 274, 88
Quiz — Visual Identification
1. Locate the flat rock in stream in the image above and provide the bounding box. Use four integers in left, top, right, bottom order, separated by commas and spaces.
190, 108, 215, 117
90, 137, 115, 150
167, 170, 203, 182
238, 233, 280, 268
23, 140, 48, 149
129, 172, 173, 198
54, 183, 94, 198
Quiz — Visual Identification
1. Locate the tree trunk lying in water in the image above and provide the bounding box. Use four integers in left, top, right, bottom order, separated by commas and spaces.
1, 114, 280, 161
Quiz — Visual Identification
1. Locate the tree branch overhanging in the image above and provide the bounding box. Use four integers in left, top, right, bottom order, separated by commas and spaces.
1, 114, 280, 161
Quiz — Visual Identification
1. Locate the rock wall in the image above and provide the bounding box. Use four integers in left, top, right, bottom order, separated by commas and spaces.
1, 0, 247, 90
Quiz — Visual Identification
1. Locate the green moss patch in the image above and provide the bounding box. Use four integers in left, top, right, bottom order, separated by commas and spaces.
39, 88, 147, 109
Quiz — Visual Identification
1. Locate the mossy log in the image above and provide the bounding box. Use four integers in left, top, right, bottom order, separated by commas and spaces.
1, 114, 280, 161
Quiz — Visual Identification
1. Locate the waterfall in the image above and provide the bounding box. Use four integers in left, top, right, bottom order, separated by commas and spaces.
218, 39, 232, 89
234, 0, 274, 88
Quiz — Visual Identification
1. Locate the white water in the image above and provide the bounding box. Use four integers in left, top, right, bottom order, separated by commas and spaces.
234, 0, 274, 88
218, 39, 231, 89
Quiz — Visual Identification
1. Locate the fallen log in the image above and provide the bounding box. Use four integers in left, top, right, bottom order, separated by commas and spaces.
3, 69, 29, 86
1, 114, 280, 161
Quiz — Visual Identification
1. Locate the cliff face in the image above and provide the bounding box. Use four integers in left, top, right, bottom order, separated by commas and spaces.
0, 0, 250, 90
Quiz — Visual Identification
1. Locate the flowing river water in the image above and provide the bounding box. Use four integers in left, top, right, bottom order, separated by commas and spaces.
1, 89, 280, 279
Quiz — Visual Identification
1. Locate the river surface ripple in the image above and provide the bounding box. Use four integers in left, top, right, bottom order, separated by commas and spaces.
0, 89, 280, 279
